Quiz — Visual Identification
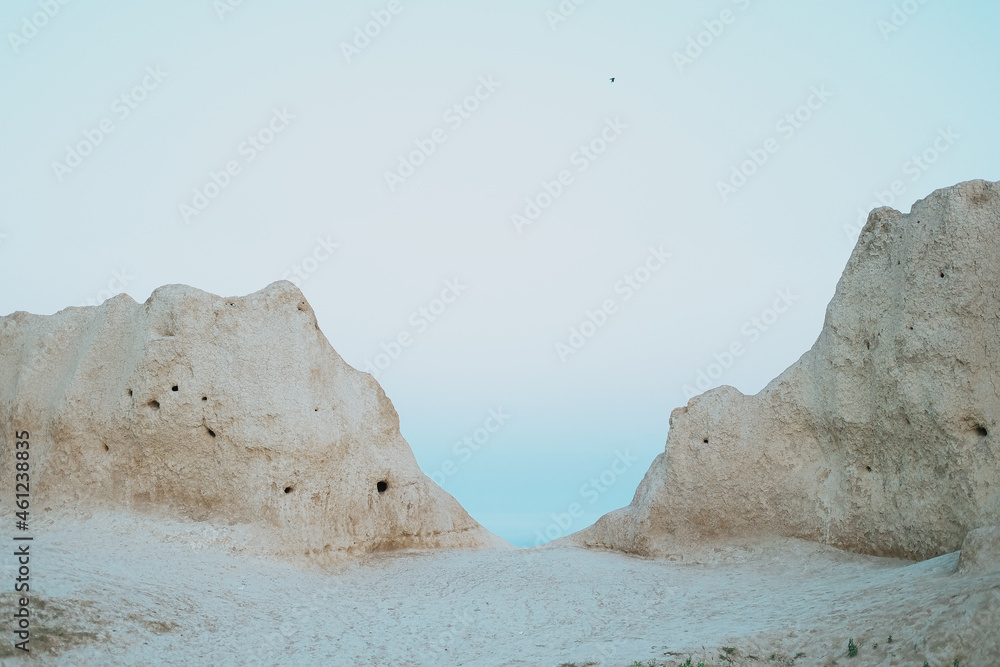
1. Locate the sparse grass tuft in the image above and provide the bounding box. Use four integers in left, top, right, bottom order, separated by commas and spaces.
847, 638, 858, 658
0, 593, 104, 658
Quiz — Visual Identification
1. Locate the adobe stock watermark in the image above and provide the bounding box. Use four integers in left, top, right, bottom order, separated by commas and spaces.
213, 0, 245, 21
76, 268, 136, 307
556, 246, 670, 363
842, 126, 958, 244
428, 408, 511, 488
511, 117, 627, 234
716, 85, 833, 203
384, 75, 501, 192
362, 278, 468, 378
51, 65, 168, 182
681, 288, 798, 399
340, 0, 410, 64
178, 107, 296, 224
7, 0, 71, 54
673, 0, 753, 73
254, 579, 353, 661
545, 0, 589, 31
422, 603, 480, 659
534, 449, 638, 545
877, 0, 931, 41
280, 235, 339, 287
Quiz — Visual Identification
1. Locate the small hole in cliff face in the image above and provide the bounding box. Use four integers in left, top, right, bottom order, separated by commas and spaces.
202, 396, 207, 401
148, 400, 160, 409
866, 466, 872, 472
127, 389, 132, 397
703, 438, 709, 444
940, 272, 945, 278
284, 486, 293, 494
206, 427, 216, 438
171, 385, 178, 392
103, 444, 109, 452
377, 481, 388, 493
977, 426, 989, 437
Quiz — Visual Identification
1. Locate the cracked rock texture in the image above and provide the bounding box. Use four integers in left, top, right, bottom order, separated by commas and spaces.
0, 281, 504, 563
572, 179, 1000, 561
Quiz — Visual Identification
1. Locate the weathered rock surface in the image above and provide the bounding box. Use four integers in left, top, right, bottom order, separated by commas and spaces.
0, 281, 504, 563
572, 179, 1000, 561
958, 525, 1000, 574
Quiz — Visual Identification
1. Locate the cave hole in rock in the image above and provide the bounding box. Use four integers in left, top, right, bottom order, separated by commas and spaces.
148, 400, 160, 409
206, 427, 216, 438
127, 389, 132, 397
172, 385, 178, 392
703, 438, 709, 444
377, 480, 388, 494
940, 271, 945, 278
103, 444, 109, 452
866, 466, 872, 472
977, 426, 989, 437
284, 486, 293, 494
202, 396, 207, 401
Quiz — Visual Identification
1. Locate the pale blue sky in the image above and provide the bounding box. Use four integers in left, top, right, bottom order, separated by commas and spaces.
2, 1, 998, 545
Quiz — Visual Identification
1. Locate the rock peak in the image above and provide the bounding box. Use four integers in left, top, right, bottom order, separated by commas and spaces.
0, 284, 505, 563
573, 179, 1000, 560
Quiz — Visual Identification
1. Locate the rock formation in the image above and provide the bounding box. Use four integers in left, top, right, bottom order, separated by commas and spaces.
0, 281, 504, 562
572, 179, 1000, 561
958, 525, 1000, 574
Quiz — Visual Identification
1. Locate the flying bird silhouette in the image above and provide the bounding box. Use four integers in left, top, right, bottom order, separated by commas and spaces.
610, 77, 615, 83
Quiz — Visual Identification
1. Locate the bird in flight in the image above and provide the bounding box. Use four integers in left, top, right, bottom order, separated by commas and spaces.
610, 77, 615, 83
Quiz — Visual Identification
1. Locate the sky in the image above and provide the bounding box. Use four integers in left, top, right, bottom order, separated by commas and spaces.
1, 0, 998, 546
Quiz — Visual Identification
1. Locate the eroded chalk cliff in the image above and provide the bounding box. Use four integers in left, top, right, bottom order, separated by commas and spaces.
0, 281, 504, 563
573, 179, 1000, 560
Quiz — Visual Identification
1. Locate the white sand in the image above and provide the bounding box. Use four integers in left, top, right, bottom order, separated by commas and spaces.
3, 512, 997, 666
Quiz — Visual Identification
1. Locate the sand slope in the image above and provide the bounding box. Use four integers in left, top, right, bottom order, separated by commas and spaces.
4, 513, 997, 666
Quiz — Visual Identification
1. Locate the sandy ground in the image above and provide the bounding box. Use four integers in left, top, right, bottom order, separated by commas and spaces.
1, 512, 997, 666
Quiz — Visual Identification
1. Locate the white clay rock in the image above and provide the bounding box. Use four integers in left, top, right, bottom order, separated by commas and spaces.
572, 179, 1000, 561
0, 281, 505, 563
